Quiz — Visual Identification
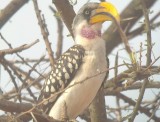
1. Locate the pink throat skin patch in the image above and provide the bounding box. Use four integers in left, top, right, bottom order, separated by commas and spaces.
81, 27, 101, 39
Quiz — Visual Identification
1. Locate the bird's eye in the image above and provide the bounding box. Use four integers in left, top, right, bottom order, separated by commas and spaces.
84, 9, 91, 16
85, 10, 90, 15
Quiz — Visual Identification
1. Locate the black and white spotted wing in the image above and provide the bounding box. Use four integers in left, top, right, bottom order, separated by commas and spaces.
39, 45, 85, 113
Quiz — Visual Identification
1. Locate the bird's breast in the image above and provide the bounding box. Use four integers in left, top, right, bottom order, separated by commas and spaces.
49, 49, 107, 120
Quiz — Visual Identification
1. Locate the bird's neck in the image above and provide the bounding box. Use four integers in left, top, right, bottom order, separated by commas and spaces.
80, 27, 101, 39
75, 34, 105, 52
74, 23, 104, 51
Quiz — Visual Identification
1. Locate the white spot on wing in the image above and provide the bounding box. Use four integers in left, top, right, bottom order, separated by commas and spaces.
65, 53, 70, 55
68, 57, 72, 62
68, 63, 73, 69
45, 86, 49, 92
58, 72, 62, 77
75, 49, 79, 52
75, 55, 78, 59
72, 59, 76, 64
53, 73, 56, 77
57, 76, 61, 80
70, 48, 74, 51
63, 68, 66, 72
47, 80, 51, 85
49, 75, 53, 79
65, 73, 70, 79
55, 69, 59, 73
75, 64, 78, 69
51, 71, 54, 75
51, 86, 55, 92
51, 78, 56, 83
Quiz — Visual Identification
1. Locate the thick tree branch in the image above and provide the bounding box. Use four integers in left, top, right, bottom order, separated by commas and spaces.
0, 0, 29, 29
53, 0, 75, 37
89, 89, 107, 122
0, 99, 32, 113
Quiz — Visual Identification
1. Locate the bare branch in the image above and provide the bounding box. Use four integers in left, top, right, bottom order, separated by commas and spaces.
105, 82, 160, 95
32, 0, 55, 68
117, 93, 160, 122
0, 99, 32, 113
0, 0, 29, 29
1, 58, 37, 102
104, 0, 157, 55
0, 38, 39, 57
129, 0, 152, 121
53, 0, 75, 37
128, 11, 160, 39
0, 33, 45, 80
89, 90, 107, 122
49, 6, 64, 59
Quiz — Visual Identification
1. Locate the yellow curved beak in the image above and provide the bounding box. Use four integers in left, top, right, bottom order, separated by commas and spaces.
89, 2, 120, 24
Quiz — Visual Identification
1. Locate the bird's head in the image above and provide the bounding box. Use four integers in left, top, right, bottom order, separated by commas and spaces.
72, 2, 120, 47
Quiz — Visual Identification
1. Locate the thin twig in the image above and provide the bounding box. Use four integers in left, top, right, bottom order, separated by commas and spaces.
127, 11, 160, 40
0, 62, 19, 101
0, 39, 39, 57
18, 55, 46, 97
8, 58, 49, 64
100, 10, 137, 67
115, 96, 122, 121
105, 81, 160, 95
49, 6, 64, 59
118, 93, 160, 122
32, 0, 55, 68
3, 58, 37, 102
0, 33, 44, 80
